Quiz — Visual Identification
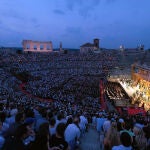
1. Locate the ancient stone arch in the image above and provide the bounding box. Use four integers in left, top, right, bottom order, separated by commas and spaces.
22, 40, 53, 52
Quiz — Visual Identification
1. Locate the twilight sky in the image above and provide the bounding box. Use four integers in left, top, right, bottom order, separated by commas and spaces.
0, 0, 150, 49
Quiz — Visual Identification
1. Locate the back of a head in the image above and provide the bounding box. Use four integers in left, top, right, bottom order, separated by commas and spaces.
124, 120, 132, 130
117, 122, 123, 131
56, 123, 66, 138
66, 117, 73, 126
48, 111, 53, 119
120, 132, 132, 147
49, 117, 56, 126
107, 115, 111, 121
73, 116, 79, 125
0, 112, 6, 123
39, 108, 47, 118
25, 109, 34, 118
38, 122, 49, 136
10, 108, 18, 116
34, 123, 50, 149
15, 112, 24, 123
15, 123, 28, 139
133, 126, 140, 135
57, 112, 63, 120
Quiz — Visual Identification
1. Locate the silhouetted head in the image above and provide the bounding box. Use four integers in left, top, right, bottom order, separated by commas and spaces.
120, 132, 132, 147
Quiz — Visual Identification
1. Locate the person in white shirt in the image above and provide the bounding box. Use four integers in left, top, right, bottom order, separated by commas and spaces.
79, 113, 88, 136
65, 116, 80, 150
103, 116, 111, 135
6, 108, 18, 125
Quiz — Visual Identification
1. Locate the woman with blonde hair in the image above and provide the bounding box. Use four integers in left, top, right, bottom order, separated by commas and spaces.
104, 121, 120, 150
133, 126, 147, 150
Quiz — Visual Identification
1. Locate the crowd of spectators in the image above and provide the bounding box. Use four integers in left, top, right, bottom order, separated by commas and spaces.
95, 111, 150, 150
0, 50, 150, 149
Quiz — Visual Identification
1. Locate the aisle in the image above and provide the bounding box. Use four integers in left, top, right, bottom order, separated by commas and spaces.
79, 126, 100, 150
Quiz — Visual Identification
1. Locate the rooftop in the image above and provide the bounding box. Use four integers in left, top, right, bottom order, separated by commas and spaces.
80, 43, 95, 47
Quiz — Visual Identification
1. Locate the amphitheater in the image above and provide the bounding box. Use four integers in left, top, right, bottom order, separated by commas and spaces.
0, 47, 150, 150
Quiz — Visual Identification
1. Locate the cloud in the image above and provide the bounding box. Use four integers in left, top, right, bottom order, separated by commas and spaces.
31, 18, 38, 23
0, 7, 40, 32
0, 8, 24, 21
53, 9, 65, 15
65, 0, 101, 17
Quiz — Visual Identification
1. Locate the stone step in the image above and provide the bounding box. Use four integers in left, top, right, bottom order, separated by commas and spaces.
79, 126, 101, 150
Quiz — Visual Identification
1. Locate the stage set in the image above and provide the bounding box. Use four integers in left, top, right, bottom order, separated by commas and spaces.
105, 63, 150, 116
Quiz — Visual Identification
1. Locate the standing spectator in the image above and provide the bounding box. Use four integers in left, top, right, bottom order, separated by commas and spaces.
49, 117, 56, 136
0, 112, 9, 135
4, 112, 24, 138
5, 108, 18, 125
103, 116, 111, 136
79, 112, 88, 136
3, 123, 31, 150
50, 123, 69, 150
0, 121, 5, 149
104, 121, 120, 150
35, 108, 48, 131
112, 132, 133, 150
29, 123, 59, 150
65, 116, 80, 150
143, 126, 150, 150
